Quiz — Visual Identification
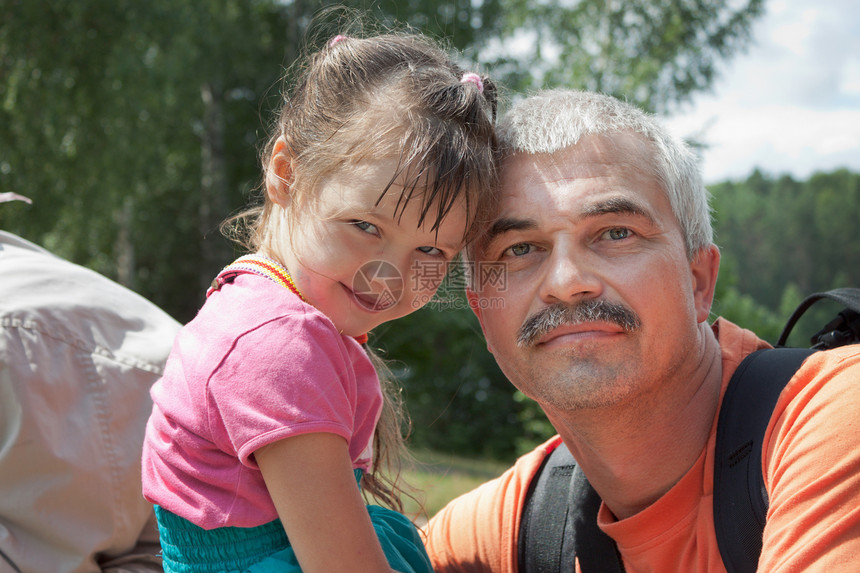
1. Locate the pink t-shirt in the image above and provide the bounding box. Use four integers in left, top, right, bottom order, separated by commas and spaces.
142, 274, 382, 529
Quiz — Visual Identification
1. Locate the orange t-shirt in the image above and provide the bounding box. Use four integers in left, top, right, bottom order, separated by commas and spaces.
425, 319, 860, 572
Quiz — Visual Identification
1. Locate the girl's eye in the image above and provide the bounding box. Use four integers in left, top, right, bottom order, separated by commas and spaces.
504, 243, 533, 257
417, 246, 443, 256
603, 227, 631, 241
352, 220, 380, 236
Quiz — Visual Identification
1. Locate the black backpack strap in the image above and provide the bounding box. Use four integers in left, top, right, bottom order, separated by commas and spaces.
777, 288, 860, 348
713, 347, 814, 573
569, 462, 625, 572
519, 442, 624, 573
519, 444, 573, 572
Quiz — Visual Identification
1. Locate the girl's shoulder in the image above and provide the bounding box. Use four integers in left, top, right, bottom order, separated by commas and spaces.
183, 273, 359, 365
199, 272, 322, 329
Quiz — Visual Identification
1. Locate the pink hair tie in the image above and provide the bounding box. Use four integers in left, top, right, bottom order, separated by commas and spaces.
460, 72, 484, 94
329, 35, 348, 47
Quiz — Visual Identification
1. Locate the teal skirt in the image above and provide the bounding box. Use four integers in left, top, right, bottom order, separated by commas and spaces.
154, 470, 432, 573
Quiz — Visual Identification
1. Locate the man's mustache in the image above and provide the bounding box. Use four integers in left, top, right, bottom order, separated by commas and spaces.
517, 299, 641, 347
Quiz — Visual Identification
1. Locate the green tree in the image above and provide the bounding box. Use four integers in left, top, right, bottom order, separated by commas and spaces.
711, 169, 860, 313
0, 0, 296, 319
710, 168, 860, 348
479, 0, 765, 112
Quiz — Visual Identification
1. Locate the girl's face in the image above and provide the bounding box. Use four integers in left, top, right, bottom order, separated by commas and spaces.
272, 158, 469, 337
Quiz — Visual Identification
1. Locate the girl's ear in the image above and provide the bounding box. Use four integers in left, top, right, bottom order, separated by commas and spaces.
266, 136, 293, 207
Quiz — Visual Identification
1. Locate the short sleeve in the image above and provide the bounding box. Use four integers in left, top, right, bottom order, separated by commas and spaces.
205, 311, 364, 468
759, 345, 860, 571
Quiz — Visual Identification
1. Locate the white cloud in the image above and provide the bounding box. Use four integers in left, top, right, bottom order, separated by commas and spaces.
840, 57, 860, 96
770, 7, 816, 57
671, 106, 860, 181
662, 0, 860, 183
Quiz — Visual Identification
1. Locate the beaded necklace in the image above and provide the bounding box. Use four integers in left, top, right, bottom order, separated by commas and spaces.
208, 254, 368, 344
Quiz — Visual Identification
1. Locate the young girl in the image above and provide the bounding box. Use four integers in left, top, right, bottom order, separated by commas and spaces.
141, 32, 498, 573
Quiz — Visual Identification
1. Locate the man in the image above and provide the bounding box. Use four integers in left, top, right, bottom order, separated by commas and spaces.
0, 228, 181, 573
425, 90, 860, 571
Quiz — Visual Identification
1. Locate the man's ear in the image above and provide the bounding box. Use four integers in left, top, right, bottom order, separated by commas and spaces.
466, 288, 494, 354
266, 136, 293, 207
690, 244, 721, 323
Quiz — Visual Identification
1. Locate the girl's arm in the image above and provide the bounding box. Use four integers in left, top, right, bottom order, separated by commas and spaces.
255, 432, 397, 573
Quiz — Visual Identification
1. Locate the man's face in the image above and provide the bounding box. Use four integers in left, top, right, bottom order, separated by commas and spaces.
470, 133, 718, 413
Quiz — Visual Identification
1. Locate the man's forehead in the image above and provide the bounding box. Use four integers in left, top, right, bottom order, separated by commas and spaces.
499, 145, 598, 190
499, 133, 655, 201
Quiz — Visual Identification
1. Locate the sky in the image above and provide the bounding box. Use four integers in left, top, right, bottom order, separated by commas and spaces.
661, 0, 860, 184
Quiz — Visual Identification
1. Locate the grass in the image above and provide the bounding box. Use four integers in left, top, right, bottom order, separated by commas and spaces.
396, 449, 513, 524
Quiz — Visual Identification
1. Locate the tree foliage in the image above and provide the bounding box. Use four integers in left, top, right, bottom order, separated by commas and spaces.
1, 0, 296, 318
478, 0, 765, 112
709, 169, 860, 346
2, 0, 770, 460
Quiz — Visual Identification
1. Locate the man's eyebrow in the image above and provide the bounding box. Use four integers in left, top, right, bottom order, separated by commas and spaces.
581, 196, 653, 221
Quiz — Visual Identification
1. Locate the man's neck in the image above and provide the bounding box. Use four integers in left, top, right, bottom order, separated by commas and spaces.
547, 325, 723, 520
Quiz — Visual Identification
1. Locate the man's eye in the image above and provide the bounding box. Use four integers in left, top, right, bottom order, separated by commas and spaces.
604, 228, 631, 240
352, 220, 379, 236
504, 243, 532, 257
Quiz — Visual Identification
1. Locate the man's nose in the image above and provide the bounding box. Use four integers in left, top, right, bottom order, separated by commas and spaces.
537, 244, 603, 304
